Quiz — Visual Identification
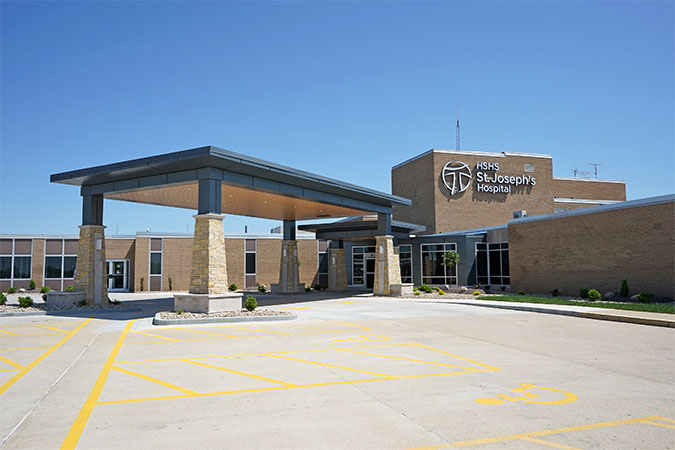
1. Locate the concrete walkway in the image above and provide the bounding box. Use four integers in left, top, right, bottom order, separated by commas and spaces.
405, 297, 675, 328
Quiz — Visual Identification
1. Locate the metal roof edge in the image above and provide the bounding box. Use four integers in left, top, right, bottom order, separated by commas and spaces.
553, 176, 625, 184
553, 198, 622, 205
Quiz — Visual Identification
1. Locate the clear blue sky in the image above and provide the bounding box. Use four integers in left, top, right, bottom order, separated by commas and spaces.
1, 1, 673, 236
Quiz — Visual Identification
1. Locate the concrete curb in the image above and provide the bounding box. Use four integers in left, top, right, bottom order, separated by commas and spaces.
452, 301, 675, 328
152, 312, 298, 326
0, 307, 142, 318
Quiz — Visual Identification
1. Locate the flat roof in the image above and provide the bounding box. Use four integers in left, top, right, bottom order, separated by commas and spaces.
392, 148, 553, 170
51, 146, 411, 221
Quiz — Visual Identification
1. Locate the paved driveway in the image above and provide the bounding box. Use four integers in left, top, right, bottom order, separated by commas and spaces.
1, 295, 673, 449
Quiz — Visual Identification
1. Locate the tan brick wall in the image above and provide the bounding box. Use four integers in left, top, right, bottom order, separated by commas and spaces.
134, 237, 149, 292
106, 238, 135, 291
33, 239, 45, 288
552, 178, 626, 201
225, 238, 244, 289
509, 201, 675, 299
162, 238, 192, 291
298, 239, 319, 287
256, 239, 281, 289
392, 152, 437, 234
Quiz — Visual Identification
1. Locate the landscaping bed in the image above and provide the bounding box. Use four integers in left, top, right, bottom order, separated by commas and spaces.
158, 308, 292, 320
476, 295, 675, 314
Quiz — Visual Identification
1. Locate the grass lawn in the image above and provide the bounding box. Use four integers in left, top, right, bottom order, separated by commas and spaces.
476, 295, 675, 314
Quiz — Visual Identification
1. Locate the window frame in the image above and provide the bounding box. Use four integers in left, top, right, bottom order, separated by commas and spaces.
148, 238, 163, 291
1, 238, 33, 287
420, 242, 458, 286
475, 242, 510, 286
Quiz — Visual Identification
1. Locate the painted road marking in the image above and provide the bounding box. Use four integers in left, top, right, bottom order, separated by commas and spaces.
61, 320, 136, 450
403, 415, 674, 449
475, 383, 578, 406
180, 359, 297, 387
521, 436, 581, 449
332, 334, 391, 343
278, 307, 309, 310
0, 318, 93, 396
0, 356, 24, 370
111, 366, 198, 395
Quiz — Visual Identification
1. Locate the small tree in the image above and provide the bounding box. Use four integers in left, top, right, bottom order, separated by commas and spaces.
29, 279, 36, 290
619, 280, 630, 297
441, 251, 460, 273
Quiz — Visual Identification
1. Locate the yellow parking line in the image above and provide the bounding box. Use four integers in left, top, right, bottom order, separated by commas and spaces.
407, 343, 500, 371
337, 349, 475, 370
643, 421, 675, 429
0, 329, 20, 336
173, 327, 238, 338
0, 346, 50, 351
111, 366, 198, 395
266, 354, 393, 378
181, 359, 297, 387
37, 325, 70, 333
0, 355, 24, 370
61, 320, 134, 450
208, 325, 292, 336
521, 437, 581, 449
404, 415, 666, 449
278, 307, 309, 311
659, 417, 675, 424
0, 317, 92, 396
337, 321, 372, 331
130, 331, 182, 342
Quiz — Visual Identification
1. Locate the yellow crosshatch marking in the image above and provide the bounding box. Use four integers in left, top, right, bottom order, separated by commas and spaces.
332, 334, 391, 343
474, 383, 578, 406
403, 415, 675, 449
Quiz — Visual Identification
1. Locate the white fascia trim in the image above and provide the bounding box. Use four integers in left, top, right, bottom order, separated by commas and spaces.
553, 198, 622, 205
554, 176, 625, 184
511, 194, 675, 225
392, 148, 552, 170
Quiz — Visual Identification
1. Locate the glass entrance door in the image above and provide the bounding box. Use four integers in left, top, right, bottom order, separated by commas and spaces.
352, 246, 376, 288
365, 253, 375, 288
107, 260, 128, 291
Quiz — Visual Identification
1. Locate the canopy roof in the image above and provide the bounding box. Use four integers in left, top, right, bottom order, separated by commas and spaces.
299, 215, 425, 240
51, 146, 411, 221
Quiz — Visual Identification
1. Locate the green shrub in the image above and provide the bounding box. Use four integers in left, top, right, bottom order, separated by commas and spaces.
414, 291, 421, 296
587, 289, 601, 301
313, 284, 323, 291
168, 277, 173, 291
305, 286, 312, 292
245, 296, 257, 311
7, 287, 17, 294
78, 300, 87, 306
518, 290, 526, 295
140, 277, 144, 291
441, 251, 460, 269
550, 288, 560, 297
40, 286, 51, 294
437, 289, 445, 295
18, 296, 33, 308
29, 279, 36, 290
637, 293, 653, 303
176, 309, 184, 315
431, 286, 440, 292
257, 284, 267, 293
579, 288, 589, 299
620, 280, 630, 297
0, 292, 6, 305
65, 285, 74, 292
419, 284, 433, 294
228, 283, 238, 292
473, 290, 482, 296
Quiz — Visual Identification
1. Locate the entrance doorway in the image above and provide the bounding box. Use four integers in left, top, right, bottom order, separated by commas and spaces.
352, 246, 376, 288
107, 260, 129, 291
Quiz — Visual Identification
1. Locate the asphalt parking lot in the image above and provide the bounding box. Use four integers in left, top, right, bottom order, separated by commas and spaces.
1, 295, 673, 449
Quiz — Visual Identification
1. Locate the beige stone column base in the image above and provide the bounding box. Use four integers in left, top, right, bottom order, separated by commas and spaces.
189, 214, 228, 294
328, 248, 348, 292
373, 236, 401, 296
73, 225, 108, 305
174, 292, 243, 313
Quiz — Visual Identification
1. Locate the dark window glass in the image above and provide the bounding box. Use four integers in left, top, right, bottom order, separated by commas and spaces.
477, 276, 489, 284
422, 244, 445, 252
63, 256, 77, 278
489, 250, 502, 277
13, 256, 31, 279
476, 243, 487, 250
476, 250, 488, 279
245, 253, 256, 274
353, 264, 364, 277
365, 247, 376, 253
45, 256, 62, 278
0, 257, 11, 279
353, 254, 363, 261
488, 243, 501, 250
318, 253, 328, 274
489, 276, 502, 285
400, 260, 412, 283
353, 248, 363, 254
422, 251, 444, 278
444, 243, 457, 252
503, 277, 510, 285
501, 250, 510, 277
150, 253, 162, 275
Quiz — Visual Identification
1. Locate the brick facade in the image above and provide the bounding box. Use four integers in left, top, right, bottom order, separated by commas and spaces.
162, 237, 192, 291
509, 199, 675, 300
552, 178, 626, 201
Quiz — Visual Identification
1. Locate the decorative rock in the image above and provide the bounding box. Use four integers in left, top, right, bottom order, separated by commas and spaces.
630, 295, 640, 302
18, 288, 26, 293
459, 286, 469, 293
604, 292, 615, 300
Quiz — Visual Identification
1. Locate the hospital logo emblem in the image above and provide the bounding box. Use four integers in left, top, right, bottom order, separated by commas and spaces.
442, 161, 472, 195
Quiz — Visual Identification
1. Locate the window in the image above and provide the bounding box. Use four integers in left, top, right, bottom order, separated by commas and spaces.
351, 246, 375, 287
0, 239, 32, 290
317, 240, 328, 288
44, 239, 78, 291
149, 238, 162, 291
476, 242, 509, 285
421, 243, 457, 285
245, 239, 256, 288
399, 245, 412, 283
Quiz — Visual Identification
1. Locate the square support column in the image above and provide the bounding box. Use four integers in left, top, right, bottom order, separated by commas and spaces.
328, 248, 348, 292
74, 225, 108, 305
189, 214, 228, 294
373, 235, 401, 296
278, 240, 302, 293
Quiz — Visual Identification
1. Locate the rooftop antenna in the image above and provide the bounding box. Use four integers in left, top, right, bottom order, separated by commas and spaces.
587, 163, 602, 179
455, 103, 461, 151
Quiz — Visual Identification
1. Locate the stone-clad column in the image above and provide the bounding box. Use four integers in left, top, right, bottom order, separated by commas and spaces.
74, 225, 108, 305
373, 235, 401, 296
328, 248, 348, 292
279, 240, 301, 293
189, 214, 228, 294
